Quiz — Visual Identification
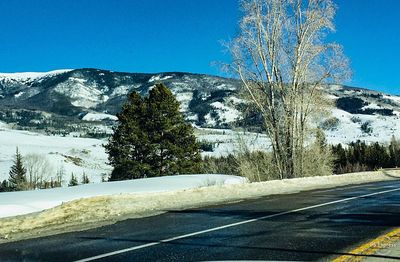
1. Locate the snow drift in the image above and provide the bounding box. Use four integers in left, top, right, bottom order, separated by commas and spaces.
0, 174, 247, 218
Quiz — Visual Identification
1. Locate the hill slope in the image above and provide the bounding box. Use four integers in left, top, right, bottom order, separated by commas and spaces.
0, 68, 399, 142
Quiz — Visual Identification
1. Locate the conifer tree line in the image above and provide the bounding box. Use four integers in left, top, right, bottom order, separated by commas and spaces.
105, 83, 201, 180
332, 136, 400, 174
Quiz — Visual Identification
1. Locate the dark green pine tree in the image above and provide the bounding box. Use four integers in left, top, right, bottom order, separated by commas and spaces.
144, 83, 201, 177
105, 91, 152, 180
68, 173, 78, 187
105, 83, 201, 180
8, 147, 27, 191
331, 143, 347, 172
81, 172, 90, 184
0, 180, 10, 192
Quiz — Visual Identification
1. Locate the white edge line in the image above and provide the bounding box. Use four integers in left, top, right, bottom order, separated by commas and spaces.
74, 187, 400, 262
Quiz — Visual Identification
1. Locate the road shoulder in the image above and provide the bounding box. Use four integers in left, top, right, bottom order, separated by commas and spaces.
1, 170, 399, 244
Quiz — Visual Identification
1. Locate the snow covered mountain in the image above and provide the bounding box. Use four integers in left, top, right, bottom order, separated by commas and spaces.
0, 68, 399, 182
0, 68, 239, 129
0, 68, 399, 142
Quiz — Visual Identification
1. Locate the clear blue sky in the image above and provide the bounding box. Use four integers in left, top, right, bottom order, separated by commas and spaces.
0, 0, 398, 94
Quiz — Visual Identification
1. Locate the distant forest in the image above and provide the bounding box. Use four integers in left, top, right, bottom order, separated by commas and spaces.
332, 137, 400, 174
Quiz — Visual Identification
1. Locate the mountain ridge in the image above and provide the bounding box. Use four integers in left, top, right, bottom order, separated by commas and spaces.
0, 68, 399, 143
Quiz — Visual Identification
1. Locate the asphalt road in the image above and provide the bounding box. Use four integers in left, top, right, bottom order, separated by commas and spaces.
1, 180, 400, 261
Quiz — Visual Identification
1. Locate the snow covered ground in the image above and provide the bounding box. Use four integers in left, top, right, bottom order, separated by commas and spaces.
82, 112, 118, 121
325, 108, 400, 144
0, 69, 72, 82
196, 128, 270, 157
0, 174, 247, 218
0, 122, 111, 183
196, 107, 400, 157
1, 116, 398, 185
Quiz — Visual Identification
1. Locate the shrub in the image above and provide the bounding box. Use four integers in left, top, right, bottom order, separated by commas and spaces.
320, 117, 340, 131
198, 141, 214, 152
361, 121, 373, 134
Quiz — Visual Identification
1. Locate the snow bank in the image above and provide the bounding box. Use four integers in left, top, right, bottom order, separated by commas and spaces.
0, 170, 399, 243
0, 174, 247, 218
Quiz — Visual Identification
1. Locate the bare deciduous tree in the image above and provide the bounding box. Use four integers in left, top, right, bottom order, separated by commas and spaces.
230, 0, 350, 179
24, 154, 55, 189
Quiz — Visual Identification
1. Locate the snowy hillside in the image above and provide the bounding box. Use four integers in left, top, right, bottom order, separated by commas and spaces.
0, 122, 111, 183
0, 68, 399, 134
0, 69, 72, 82
197, 107, 400, 158
325, 108, 400, 144
0, 69, 239, 129
0, 68, 399, 150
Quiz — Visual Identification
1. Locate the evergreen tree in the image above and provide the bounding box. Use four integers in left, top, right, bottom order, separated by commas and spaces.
8, 148, 27, 191
331, 139, 400, 174
105, 83, 201, 180
144, 84, 201, 177
331, 143, 347, 172
105, 92, 151, 180
81, 172, 90, 184
0, 180, 10, 192
68, 173, 78, 186
366, 142, 389, 169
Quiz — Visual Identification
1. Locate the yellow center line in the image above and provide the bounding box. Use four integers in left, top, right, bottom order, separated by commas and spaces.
332, 227, 400, 262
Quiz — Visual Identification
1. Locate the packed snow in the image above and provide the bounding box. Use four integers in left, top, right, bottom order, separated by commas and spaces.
0, 174, 247, 218
82, 113, 118, 122
14, 92, 24, 98
362, 103, 382, 110
0, 69, 72, 81
383, 95, 400, 105
175, 92, 193, 112
210, 101, 241, 123
54, 79, 105, 108
110, 85, 131, 96
148, 75, 173, 82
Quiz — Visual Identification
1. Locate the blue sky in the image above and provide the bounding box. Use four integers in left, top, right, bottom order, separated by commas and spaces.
0, 0, 398, 94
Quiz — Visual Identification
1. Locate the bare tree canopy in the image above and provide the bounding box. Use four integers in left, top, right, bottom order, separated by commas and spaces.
230, 0, 350, 179
24, 154, 55, 189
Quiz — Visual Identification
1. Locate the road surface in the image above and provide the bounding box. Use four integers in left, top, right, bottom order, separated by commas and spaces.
1, 180, 400, 261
